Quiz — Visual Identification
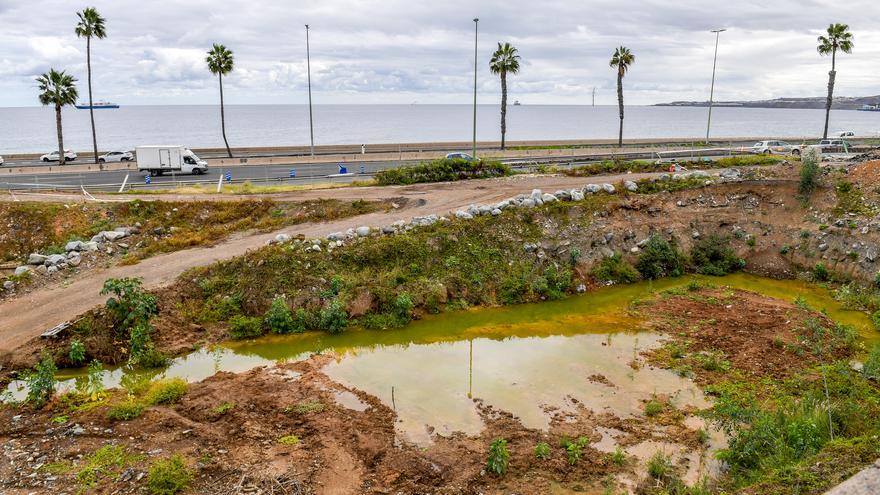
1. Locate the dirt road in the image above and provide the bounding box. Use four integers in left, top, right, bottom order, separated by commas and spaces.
0, 173, 663, 352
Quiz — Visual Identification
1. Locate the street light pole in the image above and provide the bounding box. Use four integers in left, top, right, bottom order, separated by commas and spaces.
705, 28, 726, 144
472, 18, 479, 158
306, 24, 315, 157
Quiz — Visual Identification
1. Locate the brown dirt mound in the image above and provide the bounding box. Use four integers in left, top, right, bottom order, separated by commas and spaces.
850, 159, 880, 191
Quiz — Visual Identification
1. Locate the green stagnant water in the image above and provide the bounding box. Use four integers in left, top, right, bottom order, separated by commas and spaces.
9, 273, 875, 448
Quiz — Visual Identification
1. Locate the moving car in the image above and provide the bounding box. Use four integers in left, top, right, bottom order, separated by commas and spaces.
445, 152, 477, 161
749, 140, 801, 156
98, 150, 133, 163
40, 149, 77, 162
135, 145, 208, 176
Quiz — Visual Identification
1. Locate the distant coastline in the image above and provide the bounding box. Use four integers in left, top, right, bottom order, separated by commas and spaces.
656, 95, 880, 110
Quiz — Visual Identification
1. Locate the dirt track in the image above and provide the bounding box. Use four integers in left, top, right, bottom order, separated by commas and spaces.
0, 173, 664, 352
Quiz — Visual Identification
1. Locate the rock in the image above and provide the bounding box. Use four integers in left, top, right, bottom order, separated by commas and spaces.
692, 230, 701, 239
47, 266, 58, 274
311, 244, 322, 252
455, 210, 473, 220
604, 232, 614, 243
719, 168, 741, 181
100, 230, 126, 242
554, 190, 571, 201
491, 208, 502, 216
82, 241, 99, 251
521, 199, 536, 208
818, 243, 829, 252
600, 247, 615, 258
571, 190, 585, 201
624, 180, 638, 192
658, 173, 672, 181
14, 266, 31, 276
65, 240, 84, 252
541, 193, 558, 203
45, 254, 66, 266
636, 238, 650, 248
381, 226, 397, 234
2, 280, 14, 290
68, 256, 82, 267
90, 233, 105, 243
530, 189, 543, 201
27, 253, 48, 265
356, 226, 371, 237
66, 251, 80, 260
327, 232, 346, 241
690, 170, 710, 179
601, 183, 616, 194
35, 265, 48, 275
523, 243, 538, 253
630, 246, 640, 253
576, 284, 587, 293
114, 226, 134, 235
866, 249, 877, 263
274, 233, 291, 244
117, 243, 129, 249
584, 184, 601, 194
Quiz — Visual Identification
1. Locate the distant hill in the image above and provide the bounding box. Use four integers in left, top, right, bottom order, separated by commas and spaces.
656, 95, 880, 110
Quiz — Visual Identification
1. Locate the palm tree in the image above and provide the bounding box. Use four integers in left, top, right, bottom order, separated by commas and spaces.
206, 43, 234, 158
609, 46, 635, 147
817, 23, 853, 139
75, 7, 107, 164
489, 42, 521, 150
36, 70, 78, 165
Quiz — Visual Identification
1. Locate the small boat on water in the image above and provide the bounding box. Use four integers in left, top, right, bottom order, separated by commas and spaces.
858, 104, 880, 112
75, 101, 119, 109
513, 100, 521, 106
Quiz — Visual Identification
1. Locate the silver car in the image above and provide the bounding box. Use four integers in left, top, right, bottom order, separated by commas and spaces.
98, 150, 134, 163
750, 140, 801, 156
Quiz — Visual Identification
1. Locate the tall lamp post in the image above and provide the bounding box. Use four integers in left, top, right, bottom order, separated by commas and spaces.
306, 24, 315, 157
705, 28, 726, 143
472, 18, 479, 158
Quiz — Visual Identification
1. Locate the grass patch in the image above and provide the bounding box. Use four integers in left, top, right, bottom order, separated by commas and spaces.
144, 378, 188, 406
75, 445, 142, 492
286, 400, 324, 414
107, 400, 145, 421
146, 454, 192, 495
374, 157, 511, 185
278, 434, 300, 445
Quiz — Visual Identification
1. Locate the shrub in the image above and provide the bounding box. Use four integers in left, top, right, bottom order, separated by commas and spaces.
24, 352, 57, 408
611, 446, 627, 466
82, 360, 105, 400
69, 339, 86, 365
690, 235, 744, 276
146, 454, 192, 495
645, 399, 663, 417
647, 451, 672, 480
874, 272, 880, 289
534, 442, 551, 460
636, 235, 684, 280
145, 378, 188, 405
107, 401, 145, 421
320, 299, 348, 334
486, 438, 510, 475
591, 253, 639, 284
393, 293, 414, 323
799, 148, 820, 196
872, 311, 880, 331
101, 277, 158, 330
228, 315, 264, 340
864, 345, 880, 381
264, 296, 296, 334
374, 158, 512, 186
813, 263, 830, 282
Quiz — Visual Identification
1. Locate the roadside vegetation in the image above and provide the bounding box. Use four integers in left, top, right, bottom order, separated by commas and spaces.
560, 154, 783, 178
374, 157, 511, 185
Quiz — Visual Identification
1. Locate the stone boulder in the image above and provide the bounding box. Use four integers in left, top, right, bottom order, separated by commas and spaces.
455, 210, 473, 220
27, 253, 48, 265
624, 180, 638, 192
541, 193, 558, 203
65, 240, 85, 252
14, 266, 31, 276
45, 254, 67, 266
584, 184, 601, 194
356, 226, 371, 237
601, 183, 616, 194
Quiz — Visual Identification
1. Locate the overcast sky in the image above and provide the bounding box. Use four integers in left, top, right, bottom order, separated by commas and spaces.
0, 0, 877, 107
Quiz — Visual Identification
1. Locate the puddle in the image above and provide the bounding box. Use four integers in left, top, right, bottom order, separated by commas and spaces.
333, 390, 370, 412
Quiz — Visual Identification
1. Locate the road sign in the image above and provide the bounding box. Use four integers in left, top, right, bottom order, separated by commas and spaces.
359, 165, 365, 174
145, 175, 151, 185
338, 165, 348, 174
224, 171, 232, 182
289, 169, 296, 178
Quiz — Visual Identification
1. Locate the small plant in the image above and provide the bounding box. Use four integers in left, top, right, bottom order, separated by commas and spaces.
872, 311, 880, 330
320, 299, 348, 334
534, 442, 551, 460
146, 454, 192, 495
647, 451, 672, 480
228, 315, 264, 340
799, 148, 820, 196
561, 436, 590, 465
696, 428, 710, 445
746, 237, 756, 247
779, 245, 791, 255
611, 446, 627, 466
813, 263, 830, 282
286, 400, 324, 414
264, 296, 297, 334
101, 277, 158, 329
864, 345, 880, 381
212, 402, 235, 415
278, 434, 300, 445
107, 400, 145, 421
874, 272, 880, 289
69, 339, 86, 365
636, 235, 684, 280
76, 445, 140, 491
24, 352, 57, 408
592, 253, 639, 284
145, 378, 188, 405
83, 360, 105, 401
644, 398, 663, 417
486, 438, 510, 475
695, 351, 730, 372
393, 293, 414, 324
52, 415, 69, 424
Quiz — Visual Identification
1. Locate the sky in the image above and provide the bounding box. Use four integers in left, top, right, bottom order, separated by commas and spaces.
0, 0, 878, 107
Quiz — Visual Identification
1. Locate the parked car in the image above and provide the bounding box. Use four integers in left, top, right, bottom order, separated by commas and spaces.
445, 152, 477, 161
812, 139, 850, 153
750, 140, 801, 156
836, 130, 855, 138
98, 150, 133, 163
40, 149, 77, 162
0, 155, 4, 166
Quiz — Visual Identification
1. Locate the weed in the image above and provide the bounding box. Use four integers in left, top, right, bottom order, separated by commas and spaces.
864, 345, 880, 381
320, 299, 348, 334
592, 253, 639, 284
393, 293, 414, 324
24, 352, 56, 408
562, 436, 590, 465
286, 400, 324, 414
814, 263, 830, 282
611, 446, 627, 466
145, 378, 187, 406
695, 351, 731, 372
534, 441, 551, 460
636, 235, 684, 280
82, 360, 105, 401
278, 434, 300, 445
146, 454, 192, 495
264, 296, 300, 334
107, 400, 145, 421
799, 149, 820, 197
228, 315, 264, 340
69, 339, 86, 365
375, 157, 512, 186
486, 438, 510, 475
645, 398, 664, 417
212, 402, 235, 415
647, 451, 672, 480
872, 311, 880, 330
51, 415, 68, 424
76, 445, 141, 492
696, 428, 710, 445
746, 237, 756, 247
101, 277, 158, 329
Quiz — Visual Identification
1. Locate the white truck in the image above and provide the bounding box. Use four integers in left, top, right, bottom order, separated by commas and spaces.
135, 145, 208, 176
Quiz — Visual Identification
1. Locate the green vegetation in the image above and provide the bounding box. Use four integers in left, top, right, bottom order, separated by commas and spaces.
69, 339, 86, 365
146, 454, 192, 495
212, 402, 235, 415
864, 345, 880, 380
611, 446, 627, 466
534, 441, 551, 460
144, 378, 187, 405
799, 149, 820, 196
644, 398, 663, 417
23, 352, 57, 408
286, 400, 324, 414
647, 451, 672, 480
101, 277, 166, 367
833, 180, 878, 217
264, 296, 300, 334
690, 235, 745, 276
560, 436, 590, 465
278, 434, 300, 445
636, 235, 685, 280
486, 438, 510, 475
75, 445, 142, 492
374, 157, 512, 186
320, 299, 349, 334
563, 155, 782, 178
228, 314, 264, 340
591, 253, 639, 284
813, 262, 830, 282
107, 400, 144, 421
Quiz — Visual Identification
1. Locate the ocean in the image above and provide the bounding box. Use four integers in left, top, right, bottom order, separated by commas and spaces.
0, 104, 878, 154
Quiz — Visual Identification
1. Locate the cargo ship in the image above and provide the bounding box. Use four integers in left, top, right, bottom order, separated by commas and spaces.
75, 101, 119, 109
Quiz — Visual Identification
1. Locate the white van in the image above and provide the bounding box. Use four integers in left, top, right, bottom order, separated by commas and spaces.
135, 146, 208, 176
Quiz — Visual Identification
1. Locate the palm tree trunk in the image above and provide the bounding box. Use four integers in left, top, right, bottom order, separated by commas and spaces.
823, 49, 836, 140
617, 72, 624, 148
500, 71, 507, 150
219, 72, 232, 158
55, 104, 65, 166
87, 36, 98, 164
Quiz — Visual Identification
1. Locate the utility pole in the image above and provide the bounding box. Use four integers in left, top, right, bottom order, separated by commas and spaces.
306, 24, 315, 157
705, 28, 726, 144
472, 18, 479, 158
